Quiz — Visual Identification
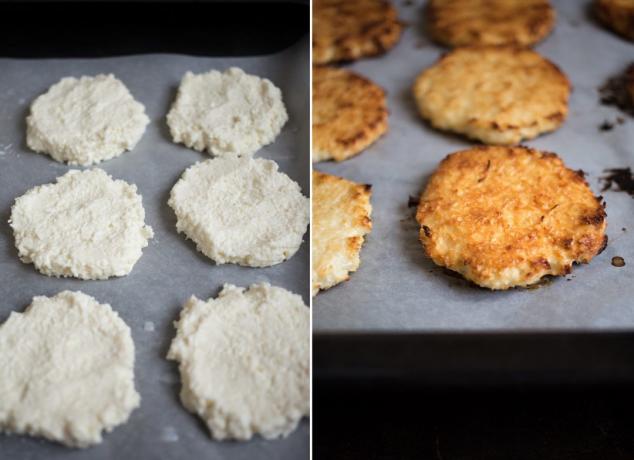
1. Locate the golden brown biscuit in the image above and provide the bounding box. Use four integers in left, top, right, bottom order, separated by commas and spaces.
426, 0, 555, 48
416, 146, 607, 290
312, 171, 372, 295
595, 0, 634, 41
412, 46, 570, 145
313, 67, 388, 162
313, 0, 402, 65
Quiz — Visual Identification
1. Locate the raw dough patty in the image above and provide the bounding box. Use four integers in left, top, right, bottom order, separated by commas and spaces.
416, 146, 607, 290
166, 67, 288, 157
168, 157, 309, 267
313, 66, 388, 162
10, 169, 154, 280
0, 291, 140, 448
426, 0, 555, 48
413, 46, 570, 145
595, 0, 634, 41
312, 170, 372, 295
167, 283, 309, 440
26, 74, 149, 166
313, 0, 402, 65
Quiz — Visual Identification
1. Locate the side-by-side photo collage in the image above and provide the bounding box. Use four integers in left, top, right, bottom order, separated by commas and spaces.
0, 0, 633, 459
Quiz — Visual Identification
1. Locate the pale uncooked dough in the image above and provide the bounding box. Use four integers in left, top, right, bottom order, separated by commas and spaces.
166, 67, 288, 157
168, 157, 308, 267
0, 291, 140, 448
10, 169, 154, 279
167, 283, 309, 441
26, 74, 149, 166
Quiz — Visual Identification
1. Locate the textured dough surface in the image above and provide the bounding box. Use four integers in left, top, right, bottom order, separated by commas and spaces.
313, 66, 388, 162
426, 0, 555, 47
26, 74, 149, 166
168, 157, 309, 267
167, 283, 309, 441
416, 146, 607, 290
166, 67, 288, 157
312, 171, 372, 295
10, 169, 153, 280
0, 291, 140, 448
313, 0, 402, 64
595, 0, 634, 41
413, 46, 570, 145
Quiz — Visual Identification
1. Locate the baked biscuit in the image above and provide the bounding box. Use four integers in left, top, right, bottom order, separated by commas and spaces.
426, 0, 555, 48
416, 146, 607, 290
595, 0, 634, 41
313, 0, 402, 65
413, 46, 570, 145
312, 171, 372, 295
313, 67, 388, 162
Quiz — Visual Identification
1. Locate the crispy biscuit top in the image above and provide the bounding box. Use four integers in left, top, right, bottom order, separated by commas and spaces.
312, 67, 388, 162
416, 146, 607, 289
313, 0, 402, 64
312, 170, 373, 295
412, 46, 570, 145
426, 0, 555, 47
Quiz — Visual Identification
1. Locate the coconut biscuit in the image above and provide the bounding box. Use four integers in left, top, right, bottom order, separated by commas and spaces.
167, 283, 309, 441
312, 170, 372, 295
313, 0, 402, 65
416, 146, 607, 290
313, 67, 388, 162
0, 291, 140, 448
426, 0, 555, 48
412, 46, 570, 145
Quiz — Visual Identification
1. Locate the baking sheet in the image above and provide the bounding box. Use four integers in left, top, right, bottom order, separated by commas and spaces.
313, 1, 634, 332
0, 38, 309, 459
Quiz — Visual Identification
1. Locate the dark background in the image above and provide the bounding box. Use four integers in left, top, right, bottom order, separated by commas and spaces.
314, 332, 634, 459
315, 383, 634, 460
0, 1, 308, 57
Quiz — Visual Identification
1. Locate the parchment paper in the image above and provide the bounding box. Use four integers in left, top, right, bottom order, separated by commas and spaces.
313, 1, 634, 332
0, 39, 309, 459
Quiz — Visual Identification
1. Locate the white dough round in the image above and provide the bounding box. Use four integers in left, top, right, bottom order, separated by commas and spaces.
10, 169, 154, 280
26, 74, 149, 166
0, 291, 140, 448
166, 67, 288, 157
168, 157, 309, 267
167, 283, 309, 441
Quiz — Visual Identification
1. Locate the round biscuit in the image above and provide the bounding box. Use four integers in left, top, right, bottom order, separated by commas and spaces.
412, 46, 570, 145
166, 283, 309, 441
595, 0, 634, 41
426, 0, 555, 48
313, 67, 388, 162
416, 146, 607, 290
313, 0, 402, 65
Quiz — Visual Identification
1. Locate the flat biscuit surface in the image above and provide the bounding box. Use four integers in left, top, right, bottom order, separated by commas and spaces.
416, 147, 607, 290
595, 0, 634, 41
10, 169, 154, 280
168, 157, 309, 267
313, 67, 388, 162
312, 171, 372, 295
167, 283, 309, 441
426, 0, 555, 47
166, 67, 288, 157
413, 46, 570, 145
313, 0, 402, 65
0, 291, 140, 448
26, 74, 149, 166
